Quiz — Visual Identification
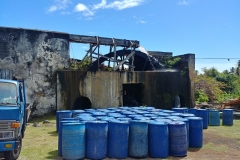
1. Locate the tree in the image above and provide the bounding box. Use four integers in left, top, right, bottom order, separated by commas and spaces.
202, 67, 220, 78
195, 75, 226, 102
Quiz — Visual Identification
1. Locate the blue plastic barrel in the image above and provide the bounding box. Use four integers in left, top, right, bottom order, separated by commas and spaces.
168, 121, 188, 156
85, 121, 108, 159
62, 123, 85, 160
196, 109, 208, 129
91, 111, 107, 117
108, 120, 129, 159
188, 117, 203, 148
166, 116, 182, 121
134, 117, 151, 120
172, 107, 188, 113
180, 113, 196, 118
117, 118, 132, 121
162, 110, 176, 114
222, 109, 234, 126
100, 117, 116, 121
129, 120, 148, 158
56, 110, 72, 132
208, 110, 220, 126
177, 118, 189, 147
157, 112, 170, 117
148, 121, 168, 158
71, 110, 85, 118
188, 108, 197, 115
58, 119, 79, 156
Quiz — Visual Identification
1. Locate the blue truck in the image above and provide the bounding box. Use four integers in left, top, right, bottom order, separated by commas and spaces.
0, 79, 30, 160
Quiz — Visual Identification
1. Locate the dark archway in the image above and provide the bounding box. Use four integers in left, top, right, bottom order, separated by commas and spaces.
123, 83, 144, 106
72, 96, 92, 110
179, 95, 186, 107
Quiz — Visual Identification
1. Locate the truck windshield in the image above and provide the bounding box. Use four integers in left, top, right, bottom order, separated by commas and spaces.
0, 82, 17, 105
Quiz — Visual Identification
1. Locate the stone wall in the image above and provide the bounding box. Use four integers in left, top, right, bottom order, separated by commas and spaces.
57, 70, 193, 110
0, 27, 70, 116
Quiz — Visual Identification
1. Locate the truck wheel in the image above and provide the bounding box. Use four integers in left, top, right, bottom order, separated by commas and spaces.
4, 135, 22, 160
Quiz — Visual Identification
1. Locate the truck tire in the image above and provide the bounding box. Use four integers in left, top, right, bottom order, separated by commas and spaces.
4, 135, 22, 160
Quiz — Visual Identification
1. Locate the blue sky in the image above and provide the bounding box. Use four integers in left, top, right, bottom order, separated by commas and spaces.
1, 0, 239, 72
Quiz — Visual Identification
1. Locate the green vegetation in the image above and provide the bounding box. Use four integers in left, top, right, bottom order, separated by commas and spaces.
195, 60, 240, 103
70, 58, 91, 71
162, 56, 181, 68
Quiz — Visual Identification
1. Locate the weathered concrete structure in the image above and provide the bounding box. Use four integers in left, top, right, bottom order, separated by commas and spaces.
57, 53, 195, 110
0, 27, 69, 116
0, 26, 195, 116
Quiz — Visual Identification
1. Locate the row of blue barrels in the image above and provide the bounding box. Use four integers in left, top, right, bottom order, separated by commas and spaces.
187, 108, 234, 127
59, 119, 203, 159
56, 107, 204, 159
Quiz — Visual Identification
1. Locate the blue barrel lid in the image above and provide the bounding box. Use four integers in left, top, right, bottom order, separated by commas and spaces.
86, 120, 108, 124
148, 121, 167, 125
57, 110, 72, 113
117, 118, 132, 121
157, 112, 170, 117
181, 113, 196, 117
62, 122, 84, 126
72, 110, 85, 113
92, 112, 107, 116
77, 113, 92, 117
177, 118, 189, 122
84, 109, 96, 111
101, 117, 115, 121
187, 117, 203, 120
168, 121, 185, 125
162, 110, 175, 113
134, 117, 151, 120
109, 119, 129, 124
143, 114, 158, 117
107, 107, 117, 110
129, 119, 149, 123
223, 109, 233, 111
60, 120, 79, 123
208, 110, 219, 112
171, 113, 183, 116
121, 111, 135, 115
79, 116, 97, 121
197, 109, 207, 112
61, 118, 78, 121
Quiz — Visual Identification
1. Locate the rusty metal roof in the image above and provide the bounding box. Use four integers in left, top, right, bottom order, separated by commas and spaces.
222, 99, 240, 106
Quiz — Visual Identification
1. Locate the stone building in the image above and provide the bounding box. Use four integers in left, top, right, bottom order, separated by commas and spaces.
0, 26, 195, 116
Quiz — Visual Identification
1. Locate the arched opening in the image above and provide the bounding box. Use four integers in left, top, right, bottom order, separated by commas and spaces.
72, 96, 92, 110
173, 95, 186, 108
179, 95, 186, 107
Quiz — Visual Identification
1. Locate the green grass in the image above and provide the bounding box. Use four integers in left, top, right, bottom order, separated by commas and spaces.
19, 113, 59, 160
207, 119, 240, 140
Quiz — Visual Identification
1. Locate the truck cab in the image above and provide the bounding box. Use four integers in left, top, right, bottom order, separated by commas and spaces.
0, 79, 28, 160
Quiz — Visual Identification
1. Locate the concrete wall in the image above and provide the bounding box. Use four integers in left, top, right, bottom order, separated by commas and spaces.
0, 27, 70, 116
57, 70, 193, 110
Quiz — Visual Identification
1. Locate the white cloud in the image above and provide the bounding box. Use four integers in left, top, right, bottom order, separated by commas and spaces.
74, 0, 145, 17
178, 0, 189, 5
47, 0, 71, 13
105, 0, 145, 10
92, 0, 107, 10
74, 3, 94, 16
49, 6, 57, 12
137, 20, 147, 24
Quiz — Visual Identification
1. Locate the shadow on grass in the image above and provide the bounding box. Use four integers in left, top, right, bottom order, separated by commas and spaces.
48, 130, 58, 137
188, 148, 201, 152
45, 150, 62, 160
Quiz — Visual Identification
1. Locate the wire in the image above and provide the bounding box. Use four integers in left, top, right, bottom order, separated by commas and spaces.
196, 58, 240, 59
